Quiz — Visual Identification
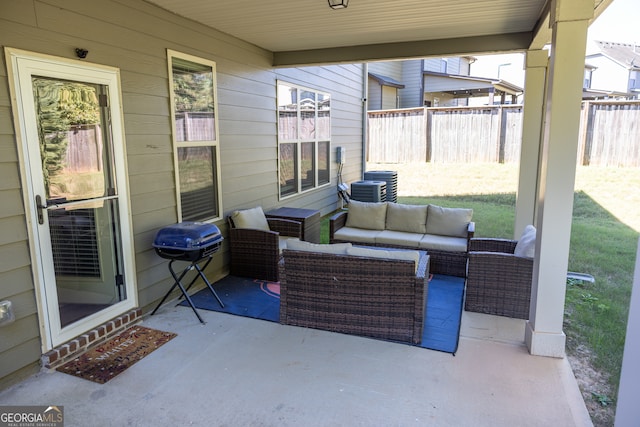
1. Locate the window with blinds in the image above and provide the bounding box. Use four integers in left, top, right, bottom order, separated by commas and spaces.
168, 50, 222, 222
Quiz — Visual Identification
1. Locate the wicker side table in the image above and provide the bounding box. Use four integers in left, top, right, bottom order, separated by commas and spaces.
265, 207, 321, 243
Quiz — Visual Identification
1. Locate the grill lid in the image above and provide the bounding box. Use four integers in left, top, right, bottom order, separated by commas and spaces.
153, 221, 222, 251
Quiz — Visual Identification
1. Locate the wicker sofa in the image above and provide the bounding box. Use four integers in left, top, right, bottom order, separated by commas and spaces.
330, 200, 474, 277
279, 242, 429, 344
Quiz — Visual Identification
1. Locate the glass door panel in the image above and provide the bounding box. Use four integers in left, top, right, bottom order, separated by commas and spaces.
32, 76, 126, 329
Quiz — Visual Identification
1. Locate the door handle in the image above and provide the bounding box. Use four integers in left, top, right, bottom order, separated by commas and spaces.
35, 195, 47, 225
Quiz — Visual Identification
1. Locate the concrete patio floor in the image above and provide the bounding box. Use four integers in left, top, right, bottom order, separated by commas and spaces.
0, 305, 592, 427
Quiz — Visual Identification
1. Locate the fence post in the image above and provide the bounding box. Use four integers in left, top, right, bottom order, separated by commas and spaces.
583, 101, 596, 166
425, 107, 432, 162
498, 106, 507, 163
578, 101, 590, 165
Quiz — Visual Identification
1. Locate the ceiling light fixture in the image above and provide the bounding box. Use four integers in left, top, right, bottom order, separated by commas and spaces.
328, 0, 349, 9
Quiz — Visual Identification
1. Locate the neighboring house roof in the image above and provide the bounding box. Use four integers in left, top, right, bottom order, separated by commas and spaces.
423, 71, 523, 96
588, 41, 640, 70
582, 88, 630, 100
368, 72, 405, 88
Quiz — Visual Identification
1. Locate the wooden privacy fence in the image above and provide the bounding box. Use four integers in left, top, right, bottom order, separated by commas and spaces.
368, 101, 640, 166
579, 101, 640, 166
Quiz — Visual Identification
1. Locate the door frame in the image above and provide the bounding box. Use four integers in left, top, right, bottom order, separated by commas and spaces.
5, 48, 138, 351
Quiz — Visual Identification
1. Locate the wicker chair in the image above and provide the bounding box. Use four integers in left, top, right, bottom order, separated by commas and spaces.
465, 238, 533, 319
228, 213, 302, 282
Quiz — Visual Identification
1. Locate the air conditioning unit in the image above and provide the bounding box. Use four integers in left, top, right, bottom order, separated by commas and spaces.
364, 170, 398, 203
350, 181, 386, 203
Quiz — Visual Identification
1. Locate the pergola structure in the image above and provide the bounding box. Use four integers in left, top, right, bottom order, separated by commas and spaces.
104, 0, 640, 421
422, 72, 523, 105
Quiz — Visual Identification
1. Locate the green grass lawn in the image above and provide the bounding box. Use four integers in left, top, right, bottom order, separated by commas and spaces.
321, 163, 640, 417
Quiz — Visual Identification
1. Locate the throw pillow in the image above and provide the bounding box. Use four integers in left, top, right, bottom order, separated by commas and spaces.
345, 200, 387, 230
426, 204, 473, 238
286, 240, 352, 254
385, 203, 428, 234
231, 206, 270, 231
514, 225, 537, 258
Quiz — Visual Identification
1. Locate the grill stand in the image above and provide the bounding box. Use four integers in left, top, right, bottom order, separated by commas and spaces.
151, 256, 224, 324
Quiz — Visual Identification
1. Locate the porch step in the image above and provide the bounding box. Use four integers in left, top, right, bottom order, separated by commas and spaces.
41, 308, 142, 370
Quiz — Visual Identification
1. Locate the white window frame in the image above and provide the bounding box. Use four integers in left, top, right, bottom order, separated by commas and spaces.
277, 81, 331, 199
167, 49, 222, 222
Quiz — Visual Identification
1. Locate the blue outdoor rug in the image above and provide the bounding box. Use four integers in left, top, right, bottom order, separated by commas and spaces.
180, 274, 465, 354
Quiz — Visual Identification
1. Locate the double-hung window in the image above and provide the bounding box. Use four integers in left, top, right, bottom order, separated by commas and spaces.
168, 50, 222, 221
277, 82, 331, 198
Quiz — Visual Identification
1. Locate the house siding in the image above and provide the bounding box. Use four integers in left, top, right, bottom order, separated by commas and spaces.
399, 60, 423, 108
367, 62, 403, 111
587, 54, 631, 93
368, 77, 384, 110
0, 0, 364, 387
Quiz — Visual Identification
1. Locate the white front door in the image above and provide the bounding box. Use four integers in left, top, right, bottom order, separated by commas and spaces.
5, 49, 137, 350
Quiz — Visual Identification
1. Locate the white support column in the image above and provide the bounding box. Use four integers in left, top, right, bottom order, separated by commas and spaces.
525, 0, 593, 358
514, 49, 548, 238
615, 238, 640, 426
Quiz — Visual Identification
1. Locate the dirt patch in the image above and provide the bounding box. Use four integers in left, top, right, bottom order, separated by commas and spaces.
567, 344, 615, 426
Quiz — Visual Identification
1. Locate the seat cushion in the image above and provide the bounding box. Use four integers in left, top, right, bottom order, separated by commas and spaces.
385, 203, 428, 234
286, 239, 352, 254
345, 200, 387, 230
346, 246, 421, 272
419, 234, 468, 252
375, 230, 423, 248
232, 206, 270, 231
514, 225, 536, 258
426, 204, 473, 238
333, 226, 382, 244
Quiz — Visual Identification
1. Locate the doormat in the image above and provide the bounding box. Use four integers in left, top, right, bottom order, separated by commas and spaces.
56, 326, 177, 384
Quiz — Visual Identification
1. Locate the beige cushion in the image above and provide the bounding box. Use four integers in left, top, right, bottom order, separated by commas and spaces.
345, 200, 387, 230
279, 237, 299, 254
514, 225, 536, 258
232, 206, 270, 231
385, 203, 428, 233
426, 204, 473, 238
333, 226, 382, 244
346, 246, 420, 272
419, 234, 468, 252
375, 230, 423, 248
286, 240, 352, 255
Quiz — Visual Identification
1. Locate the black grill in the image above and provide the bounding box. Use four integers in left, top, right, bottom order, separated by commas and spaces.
153, 222, 223, 262
151, 221, 225, 324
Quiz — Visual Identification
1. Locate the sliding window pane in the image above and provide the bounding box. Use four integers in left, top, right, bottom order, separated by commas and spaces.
278, 85, 298, 140
318, 141, 330, 185
178, 146, 218, 221
171, 58, 215, 142
301, 141, 315, 191
300, 90, 316, 140
317, 93, 330, 139
279, 143, 297, 197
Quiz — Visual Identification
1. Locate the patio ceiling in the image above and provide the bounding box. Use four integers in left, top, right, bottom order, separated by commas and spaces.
144, 0, 613, 66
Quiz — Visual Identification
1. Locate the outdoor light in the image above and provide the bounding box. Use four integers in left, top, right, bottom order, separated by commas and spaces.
328, 0, 349, 9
